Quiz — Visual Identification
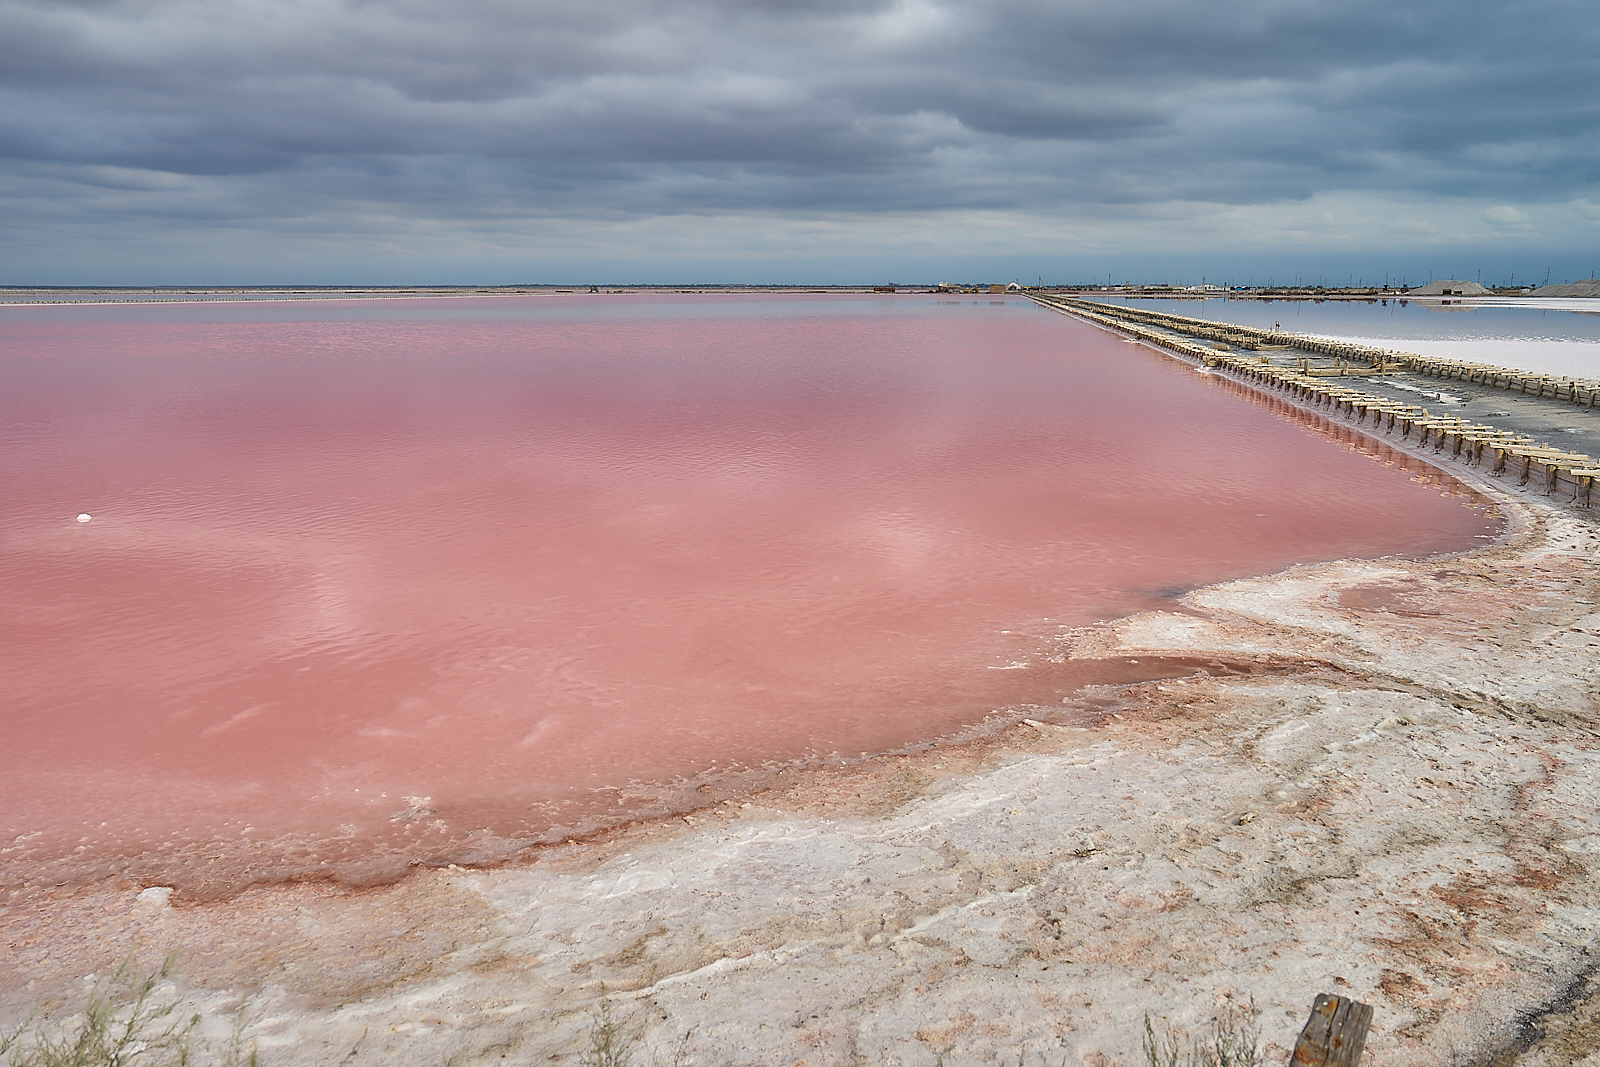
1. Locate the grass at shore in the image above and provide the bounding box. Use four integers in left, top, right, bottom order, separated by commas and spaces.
1142, 1002, 1262, 1067
0, 954, 255, 1067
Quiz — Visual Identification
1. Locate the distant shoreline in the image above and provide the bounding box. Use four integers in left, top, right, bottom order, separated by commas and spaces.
0, 285, 950, 305
4, 284, 1596, 307
0, 285, 898, 305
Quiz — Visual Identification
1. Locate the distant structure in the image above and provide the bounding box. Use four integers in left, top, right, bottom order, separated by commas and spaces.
1407, 279, 1489, 296
1529, 279, 1600, 298
1005, 282, 1023, 291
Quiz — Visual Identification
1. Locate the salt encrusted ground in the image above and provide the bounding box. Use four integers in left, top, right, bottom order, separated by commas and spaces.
4, 493, 1600, 1066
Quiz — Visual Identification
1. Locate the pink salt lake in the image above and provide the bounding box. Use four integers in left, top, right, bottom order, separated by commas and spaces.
0, 294, 1496, 893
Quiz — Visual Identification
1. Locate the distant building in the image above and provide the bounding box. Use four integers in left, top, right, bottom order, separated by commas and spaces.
1407, 280, 1489, 296
1005, 282, 1023, 291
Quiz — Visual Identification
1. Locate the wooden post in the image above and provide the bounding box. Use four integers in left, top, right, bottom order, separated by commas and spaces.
1289, 993, 1373, 1067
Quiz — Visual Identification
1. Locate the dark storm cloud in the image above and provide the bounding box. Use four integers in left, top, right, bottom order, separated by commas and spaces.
1, 0, 1596, 269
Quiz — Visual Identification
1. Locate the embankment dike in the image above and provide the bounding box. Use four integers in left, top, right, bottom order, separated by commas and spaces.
1033, 293, 1600, 511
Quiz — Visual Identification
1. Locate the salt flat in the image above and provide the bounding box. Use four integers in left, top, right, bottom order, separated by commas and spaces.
4, 479, 1598, 1066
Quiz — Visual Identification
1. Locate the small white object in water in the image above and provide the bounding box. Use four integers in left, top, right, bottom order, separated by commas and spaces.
76, 513, 91, 523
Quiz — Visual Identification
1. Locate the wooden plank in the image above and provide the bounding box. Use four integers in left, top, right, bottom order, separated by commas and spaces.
1289, 993, 1373, 1067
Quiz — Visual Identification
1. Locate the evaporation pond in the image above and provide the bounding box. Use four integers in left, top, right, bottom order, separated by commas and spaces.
0, 293, 1497, 891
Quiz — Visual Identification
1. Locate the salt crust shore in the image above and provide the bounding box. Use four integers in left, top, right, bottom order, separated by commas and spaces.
4, 490, 1600, 1065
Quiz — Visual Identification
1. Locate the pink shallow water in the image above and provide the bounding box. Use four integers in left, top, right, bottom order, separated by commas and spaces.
0, 294, 1497, 892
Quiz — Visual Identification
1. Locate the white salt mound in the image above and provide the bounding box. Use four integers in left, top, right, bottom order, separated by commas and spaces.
1407, 279, 1490, 296
1529, 278, 1600, 298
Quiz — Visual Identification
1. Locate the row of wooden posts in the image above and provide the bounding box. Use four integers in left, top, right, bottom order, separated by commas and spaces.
1046, 296, 1600, 408
1033, 295, 1600, 508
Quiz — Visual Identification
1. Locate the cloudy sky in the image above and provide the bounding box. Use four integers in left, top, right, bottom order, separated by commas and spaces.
3, 0, 1597, 285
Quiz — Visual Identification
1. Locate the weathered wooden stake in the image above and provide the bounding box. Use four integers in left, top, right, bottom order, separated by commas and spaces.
1289, 993, 1373, 1067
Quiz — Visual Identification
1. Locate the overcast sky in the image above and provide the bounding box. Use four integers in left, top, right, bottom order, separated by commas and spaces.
3, 0, 1597, 284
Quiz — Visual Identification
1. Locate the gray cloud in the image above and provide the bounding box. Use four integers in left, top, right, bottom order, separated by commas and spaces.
2, 0, 1597, 280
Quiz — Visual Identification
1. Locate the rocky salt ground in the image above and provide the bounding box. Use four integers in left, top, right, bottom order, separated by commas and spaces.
4, 496, 1600, 1066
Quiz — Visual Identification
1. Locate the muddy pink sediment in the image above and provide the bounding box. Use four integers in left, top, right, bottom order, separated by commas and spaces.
0, 294, 1498, 893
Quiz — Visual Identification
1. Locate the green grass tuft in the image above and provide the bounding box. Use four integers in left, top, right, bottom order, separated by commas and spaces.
1, 953, 257, 1067
1143, 1000, 1262, 1067
579, 994, 632, 1067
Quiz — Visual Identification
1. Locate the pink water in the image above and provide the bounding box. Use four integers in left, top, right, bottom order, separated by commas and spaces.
0, 294, 1496, 893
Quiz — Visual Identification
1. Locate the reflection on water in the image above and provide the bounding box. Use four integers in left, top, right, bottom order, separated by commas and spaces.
0, 294, 1497, 892
1095, 296, 1600, 378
